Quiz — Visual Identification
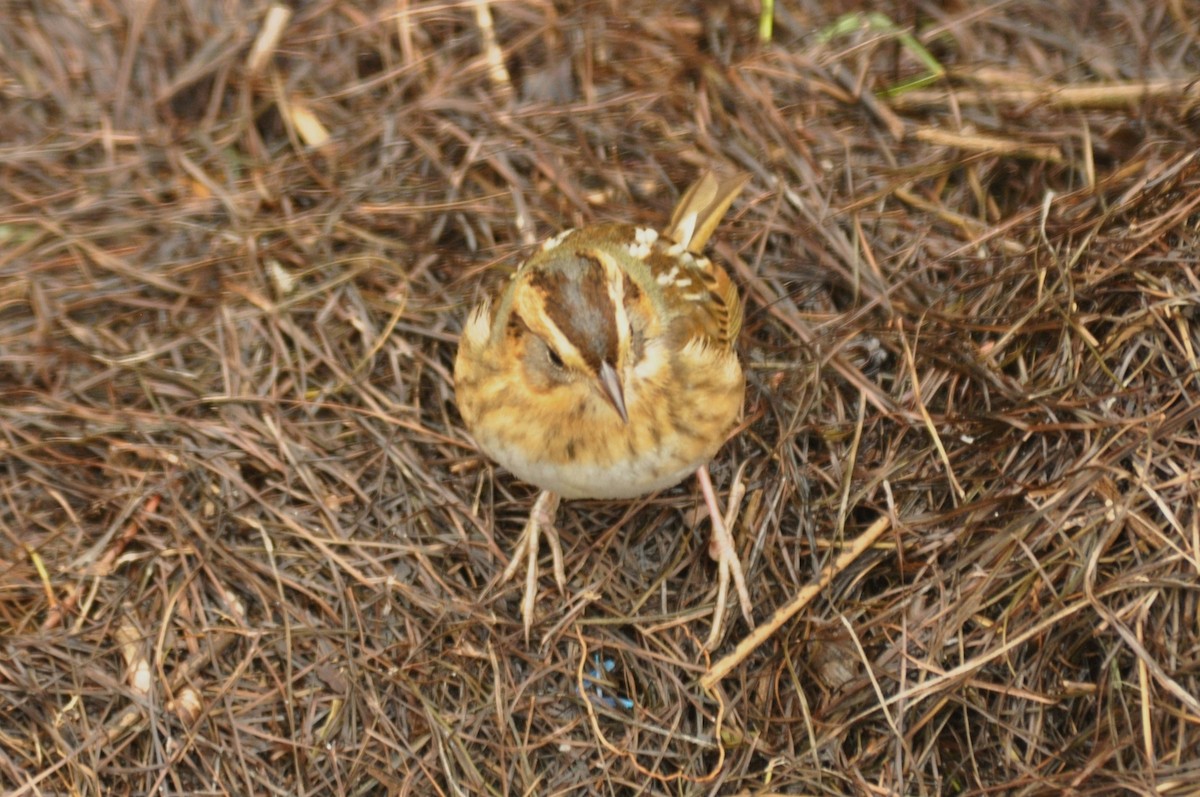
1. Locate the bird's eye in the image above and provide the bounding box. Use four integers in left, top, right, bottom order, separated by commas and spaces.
547, 348, 565, 369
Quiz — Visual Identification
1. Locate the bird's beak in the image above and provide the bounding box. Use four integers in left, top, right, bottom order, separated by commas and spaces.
597, 361, 628, 423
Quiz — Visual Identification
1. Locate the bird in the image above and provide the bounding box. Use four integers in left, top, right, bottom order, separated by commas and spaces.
454, 171, 752, 648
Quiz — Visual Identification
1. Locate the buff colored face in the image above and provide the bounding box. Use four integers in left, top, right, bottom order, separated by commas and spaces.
455, 222, 743, 501
452, 171, 755, 647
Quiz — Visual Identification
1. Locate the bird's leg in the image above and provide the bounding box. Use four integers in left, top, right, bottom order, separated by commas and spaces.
500, 489, 563, 641
696, 465, 752, 649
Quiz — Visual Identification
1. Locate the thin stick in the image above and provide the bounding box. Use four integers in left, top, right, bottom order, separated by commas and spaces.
701, 515, 891, 688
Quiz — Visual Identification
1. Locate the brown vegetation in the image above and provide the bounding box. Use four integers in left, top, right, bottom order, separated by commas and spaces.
2, 1, 1199, 794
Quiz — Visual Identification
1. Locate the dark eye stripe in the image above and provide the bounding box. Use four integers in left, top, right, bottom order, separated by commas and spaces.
623, 273, 641, 303
529, 253, 619, 373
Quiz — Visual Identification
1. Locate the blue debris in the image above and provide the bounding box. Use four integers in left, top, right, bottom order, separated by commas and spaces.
583, 654, 634, 711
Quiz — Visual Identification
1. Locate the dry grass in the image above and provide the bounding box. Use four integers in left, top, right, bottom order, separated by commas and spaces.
3, 1, 1199, 794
